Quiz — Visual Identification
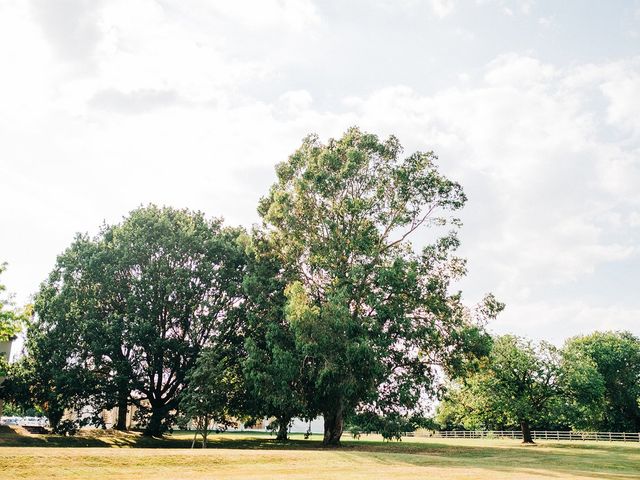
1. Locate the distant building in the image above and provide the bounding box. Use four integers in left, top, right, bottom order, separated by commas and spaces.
223, 416, 324, 435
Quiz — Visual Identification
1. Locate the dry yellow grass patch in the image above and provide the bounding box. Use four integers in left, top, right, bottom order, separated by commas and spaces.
0, 431, 638, 479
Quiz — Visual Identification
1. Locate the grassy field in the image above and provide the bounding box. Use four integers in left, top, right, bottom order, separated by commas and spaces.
1, 428, 639, 479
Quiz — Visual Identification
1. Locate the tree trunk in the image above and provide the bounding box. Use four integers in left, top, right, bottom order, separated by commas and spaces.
276, 416, 289, 441
114, 392, 129, 431
144, 406, 165, 437
202, 420, 209, 449
191, 428, 198, 449
47, 407, 64, 433
323, 401, 344, 447
520, 420, 534, 444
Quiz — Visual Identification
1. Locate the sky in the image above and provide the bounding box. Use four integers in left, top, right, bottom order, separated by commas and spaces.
1, 0, 639, 345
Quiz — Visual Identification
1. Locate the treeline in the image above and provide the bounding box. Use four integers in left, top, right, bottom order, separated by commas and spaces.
0, 128, 502, 445
2, 128, 636, 447
435, 332, 640, 443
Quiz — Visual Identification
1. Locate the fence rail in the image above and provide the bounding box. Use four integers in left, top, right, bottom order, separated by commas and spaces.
427, 430, 640, 442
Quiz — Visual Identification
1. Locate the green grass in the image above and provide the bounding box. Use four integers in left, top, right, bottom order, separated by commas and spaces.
0, 427, 639, 479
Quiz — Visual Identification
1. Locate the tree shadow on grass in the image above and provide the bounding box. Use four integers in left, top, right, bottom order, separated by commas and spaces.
0, 426, 110, 447
1, 428, 638, 479
192, 433, 640, 480
342, 439, 640, 480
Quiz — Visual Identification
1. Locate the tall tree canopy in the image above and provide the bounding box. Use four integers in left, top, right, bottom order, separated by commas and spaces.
563, 331, 640, 432
259, 127, 497, 445
32, 205, 246, 435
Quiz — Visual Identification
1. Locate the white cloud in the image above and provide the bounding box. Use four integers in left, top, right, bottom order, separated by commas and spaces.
0, 1, 639, 344
477, 0, 534, 16
275, 90, 314, 117
484, 54, 556, 86
601, 74, 640, 134
538, 15, 554, 28
29, 0, 105, 65
491, 301, 640, 345
206, 0, 321, 31
429, 0, 455, 18
326, 55, 640, 342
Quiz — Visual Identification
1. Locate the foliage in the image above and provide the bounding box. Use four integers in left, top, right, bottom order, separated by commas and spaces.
1, 333, 98, 433
259, 127, 497, 445
31, 205, 247, 436
557, 344, 606, 430
180, 347, 242, 447
0, 263, 28, 343
563, 331, 640, 431
1, 401, 44, 417
241, 232, 308, 441
436, 334, 613, 441
347, 411, 433, 441
437, 335, 564, 442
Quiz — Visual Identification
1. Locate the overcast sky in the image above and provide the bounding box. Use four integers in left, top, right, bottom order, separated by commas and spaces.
1, 0, 639, 344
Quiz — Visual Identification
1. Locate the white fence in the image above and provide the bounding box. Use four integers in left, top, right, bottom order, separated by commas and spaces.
0, 416, 49, 427
430, 430, 640, 442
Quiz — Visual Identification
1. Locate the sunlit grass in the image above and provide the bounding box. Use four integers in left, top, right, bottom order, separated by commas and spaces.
0, 428, 638, 479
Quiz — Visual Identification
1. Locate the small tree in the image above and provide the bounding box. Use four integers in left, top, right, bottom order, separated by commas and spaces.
241, 232, 308, 441
347, 411, 432, 441
180, 348, 242, 448
0, 262, 30, 418
0, 263, 27, 343
3, 324, 98, 433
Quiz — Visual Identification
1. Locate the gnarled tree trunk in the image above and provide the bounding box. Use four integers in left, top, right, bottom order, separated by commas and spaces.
144, 404, 166, 437
323, 400, 344, 446
47, 406, 65, 433
276, 416, 290, 441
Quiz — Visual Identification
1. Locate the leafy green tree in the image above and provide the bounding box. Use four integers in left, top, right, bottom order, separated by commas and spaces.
440, 336, 560, 442
2, 319, 98, 432
563, 331, 640, 431
557, 345, 606, 430
0, 263, 31, 418
436, 335, 605, 443
0, 262, 27, 343
44, 235, 135, 430
180, 347, 243, 448
241, 232, 308, 441
259, 128, 496, 445
0, 401, 44, 417
33, 205, 247, 436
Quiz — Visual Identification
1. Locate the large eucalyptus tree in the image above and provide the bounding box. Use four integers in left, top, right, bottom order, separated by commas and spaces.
259, 127, 497, 445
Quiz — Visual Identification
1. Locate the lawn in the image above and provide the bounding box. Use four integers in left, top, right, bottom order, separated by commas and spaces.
0, 428, 639, 479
